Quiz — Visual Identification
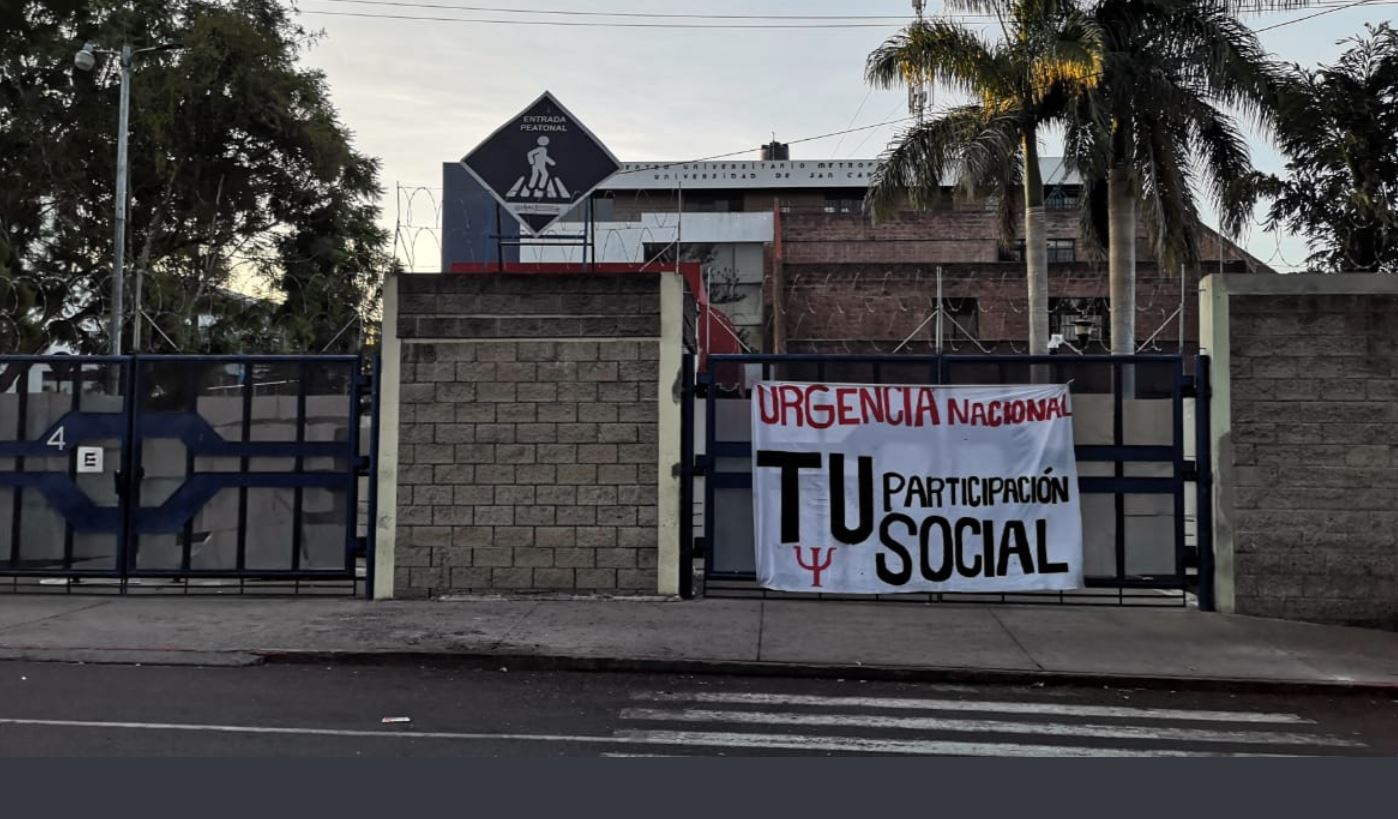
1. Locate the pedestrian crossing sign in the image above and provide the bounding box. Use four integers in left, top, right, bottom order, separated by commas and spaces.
460, 91, 620, 235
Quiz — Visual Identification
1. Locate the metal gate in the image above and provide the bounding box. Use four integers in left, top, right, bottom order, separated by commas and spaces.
680, 353, 1213, 608
0, 354, 377, 595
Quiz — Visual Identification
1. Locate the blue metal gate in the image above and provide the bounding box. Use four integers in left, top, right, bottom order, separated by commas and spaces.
681, 353, 1213, 608
0, 354, 377, 595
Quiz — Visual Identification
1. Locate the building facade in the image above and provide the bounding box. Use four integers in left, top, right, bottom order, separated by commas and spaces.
441, 149, 1270, 360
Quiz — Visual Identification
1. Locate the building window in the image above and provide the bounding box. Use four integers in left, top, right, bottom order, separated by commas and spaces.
1049, 297, 1108, 346
1047, 239, 1076, 263
822, 194, 864, 214
998, 239, 1077, 263
998, 240, 1025, 262
940, 298, 979, 342
1045, 188, 1081, 211
556, 196, 615, 223
683, 195, 743, 213
643, 242, 676, 265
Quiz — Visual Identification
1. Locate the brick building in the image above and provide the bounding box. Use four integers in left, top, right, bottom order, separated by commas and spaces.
442, 149, 1271, 358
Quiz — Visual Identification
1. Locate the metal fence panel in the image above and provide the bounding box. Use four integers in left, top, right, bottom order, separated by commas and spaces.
0, 354, 372, 595
686, 353, 1208, 606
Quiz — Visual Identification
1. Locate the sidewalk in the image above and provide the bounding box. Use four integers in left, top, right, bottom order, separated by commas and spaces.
2, 594, 1397, 692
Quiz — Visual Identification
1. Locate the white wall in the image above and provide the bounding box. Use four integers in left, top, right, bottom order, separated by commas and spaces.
521, 212, 774, 265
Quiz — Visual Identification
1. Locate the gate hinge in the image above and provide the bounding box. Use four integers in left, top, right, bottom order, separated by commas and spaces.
1182, 461, 1200, 482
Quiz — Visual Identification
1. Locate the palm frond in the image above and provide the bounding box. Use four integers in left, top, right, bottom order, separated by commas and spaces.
865, 106, 1022, 224
1187, 100, 1256, 238
1134, 108, 1201, 269
1027, 6, 1106, 102
1164, 3, 1281, 129
943, 0, 1017, 16
866, 19, 1014, 103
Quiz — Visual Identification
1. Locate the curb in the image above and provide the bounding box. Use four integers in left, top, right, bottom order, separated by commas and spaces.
0, 647, 264, 667
253, 649, 1398, 697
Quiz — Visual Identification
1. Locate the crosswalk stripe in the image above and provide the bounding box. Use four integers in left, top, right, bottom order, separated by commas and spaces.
633, 692, 1310, 724
611, 729, 1296, 757
619, 707, 1362, 748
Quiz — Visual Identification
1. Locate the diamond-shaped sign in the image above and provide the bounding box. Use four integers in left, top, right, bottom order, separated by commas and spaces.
460, 91, 620, 236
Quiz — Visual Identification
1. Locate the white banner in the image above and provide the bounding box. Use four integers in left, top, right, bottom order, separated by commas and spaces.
752, 382, 1083, 594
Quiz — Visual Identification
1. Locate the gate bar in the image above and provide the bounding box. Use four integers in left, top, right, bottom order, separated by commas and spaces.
701, 368, 717, 576
345, 360, 365, 580
180, 364, 199, 574
289, 361, 308, 574
1172, 362, 1188, 590
236, 362, 253, 574
365, 354, 382, 599
8, 365, 29, 568
1196, 354, 1216, 612
116, 358, 134, 578
1113, 360, 1126, 596
60, 361, 81, 571
678, 353, 695, 599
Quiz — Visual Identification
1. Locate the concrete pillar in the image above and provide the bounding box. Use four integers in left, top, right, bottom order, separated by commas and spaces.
373, 272, 403, 599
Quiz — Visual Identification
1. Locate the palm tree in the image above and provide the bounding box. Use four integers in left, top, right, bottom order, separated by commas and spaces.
865, 0, 1102, 354
1063, 0, 1279, 356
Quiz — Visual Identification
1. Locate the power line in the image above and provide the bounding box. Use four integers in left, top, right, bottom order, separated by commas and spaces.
299, 8, 900, 28
299, 0, 1398, 31
831, 88, 874, 157
312, 0, 917, 19
1254, 0, 1382, 32
787, 115, 916, 148
313, 0, 1398, 21
610, 115, 917, 177
845, 102, 911, 157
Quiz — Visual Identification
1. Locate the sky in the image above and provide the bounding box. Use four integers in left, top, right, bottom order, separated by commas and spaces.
284, 0, 1397, 273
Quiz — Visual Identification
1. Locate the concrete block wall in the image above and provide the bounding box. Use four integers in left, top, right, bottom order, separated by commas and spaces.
1204, 274, 1398, 628
378, 271, 686, 599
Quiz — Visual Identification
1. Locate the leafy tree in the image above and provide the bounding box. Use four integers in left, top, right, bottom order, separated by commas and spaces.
865, 0, 1102, 354
1063, 0, 1278, 353
0, 0, 391, 384
1261, 23, 1398, 273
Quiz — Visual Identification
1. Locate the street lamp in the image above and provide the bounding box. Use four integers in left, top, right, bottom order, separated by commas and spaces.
74, 40, 181, 356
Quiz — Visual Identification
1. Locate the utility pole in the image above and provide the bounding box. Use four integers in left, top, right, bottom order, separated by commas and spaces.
75, 41, 182, 355
909, 1, 929, 124
1179, 263, 1187, 354
935, 265, 944, 354
112, 44, 132, 357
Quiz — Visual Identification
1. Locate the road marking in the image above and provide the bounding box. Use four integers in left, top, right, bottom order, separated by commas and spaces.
0, 717, 625, 745
633, 692, 1311, 724
619, 708, 1362, 748
0, 717, 1305, 757
610, 730, 1295, 757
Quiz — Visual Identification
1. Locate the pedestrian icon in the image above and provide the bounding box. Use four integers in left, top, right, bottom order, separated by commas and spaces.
461, 91, 620, 235
507, 136, 570, 200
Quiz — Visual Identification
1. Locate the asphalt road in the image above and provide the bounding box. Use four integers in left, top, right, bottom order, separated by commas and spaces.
2, 661, 1396, 757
